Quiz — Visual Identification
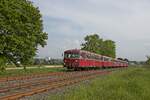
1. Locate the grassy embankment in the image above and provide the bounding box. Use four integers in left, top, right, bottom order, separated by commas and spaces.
0, 67, 66, 78
49, 66, 150, 100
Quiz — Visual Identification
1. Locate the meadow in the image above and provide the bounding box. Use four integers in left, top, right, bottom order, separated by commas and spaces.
49, 66, 150, 100
0, 67, 66, 77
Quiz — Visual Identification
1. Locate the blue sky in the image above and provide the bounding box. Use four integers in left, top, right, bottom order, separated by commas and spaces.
31, 0, 150, 61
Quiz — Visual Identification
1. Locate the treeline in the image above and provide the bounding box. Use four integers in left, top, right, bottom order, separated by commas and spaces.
0, 58, 63, 71
81, 34, 116, 58
34, 58, 63, 65
146, 56, 150, 65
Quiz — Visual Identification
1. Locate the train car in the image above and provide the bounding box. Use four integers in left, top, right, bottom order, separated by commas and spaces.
63, 49, 128, 70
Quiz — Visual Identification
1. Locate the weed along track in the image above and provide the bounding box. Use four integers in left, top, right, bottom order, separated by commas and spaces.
0, 70, 111, 100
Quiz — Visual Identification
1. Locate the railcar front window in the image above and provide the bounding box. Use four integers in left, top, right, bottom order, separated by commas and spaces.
64, 54, 80, 58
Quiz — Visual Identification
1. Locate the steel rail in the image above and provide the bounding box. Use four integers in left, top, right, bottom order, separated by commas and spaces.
0, 71, 96, 93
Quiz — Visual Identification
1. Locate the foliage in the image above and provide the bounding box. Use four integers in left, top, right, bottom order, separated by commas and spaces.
81, 34, 102, 54
48, 59, 63, 65
102, 40, 116, 58
0, 55, 7, 71
81, 34, 116, 58
0, 0, 48, 69
49, 67, 150, 100
146, 56, 150, 65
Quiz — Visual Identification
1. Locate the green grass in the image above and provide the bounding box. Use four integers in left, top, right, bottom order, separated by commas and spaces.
0, 67, 66, 78
49, 67, 150, 100
5, 64, 63, 68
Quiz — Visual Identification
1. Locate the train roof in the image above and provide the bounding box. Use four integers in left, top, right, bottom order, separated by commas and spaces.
65, 49, 103, 57
64, 49, 113, 57
65, 49, 101, 55
64, 49, 128, 63
64, 49, 80, 54
113, 59, 128, 63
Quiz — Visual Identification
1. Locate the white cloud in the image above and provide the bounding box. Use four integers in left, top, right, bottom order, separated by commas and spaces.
31, 0, 150, 61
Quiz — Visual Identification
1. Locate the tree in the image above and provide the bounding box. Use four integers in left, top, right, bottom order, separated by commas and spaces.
0, 55, 7, 71
102, 40, 116, 58
146, 56, 150, 65
81, 34, 104, 54
81, 34, 116, 58
0, 0, 48, 70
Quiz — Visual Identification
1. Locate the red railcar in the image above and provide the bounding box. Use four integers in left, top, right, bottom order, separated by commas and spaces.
63, 49, 128, 70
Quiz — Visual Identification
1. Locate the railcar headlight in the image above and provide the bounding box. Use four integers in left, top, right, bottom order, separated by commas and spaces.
75, 60, 78, 62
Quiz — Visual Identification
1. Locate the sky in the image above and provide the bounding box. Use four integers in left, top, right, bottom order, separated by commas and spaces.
31, 0, 150, 61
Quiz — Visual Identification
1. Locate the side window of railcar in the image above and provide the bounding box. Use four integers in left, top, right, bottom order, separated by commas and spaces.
104, 57, 109, 61
101, 56, 104, 61
108, 58, 111, 61
64, 53, 79, 58
64, 54, 71, 58
81, 53, 86, 59
86, 53, 90, 59
91, 54, 95, 60
98, 56, 101, 61
95, 55, 99, 60
103, 57, 105, 61
70, 54, 80, 58
89, 54, 92, 59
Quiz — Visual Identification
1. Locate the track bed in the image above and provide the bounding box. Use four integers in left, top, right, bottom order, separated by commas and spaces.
0, 70, 114, 100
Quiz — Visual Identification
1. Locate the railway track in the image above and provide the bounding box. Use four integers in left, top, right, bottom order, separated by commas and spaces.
0, 70, 111, 100
0, 72, 64, 83
0, 71, 92, 93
